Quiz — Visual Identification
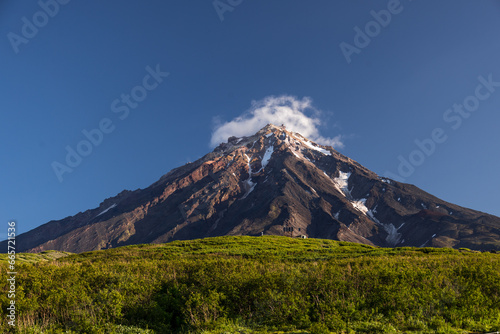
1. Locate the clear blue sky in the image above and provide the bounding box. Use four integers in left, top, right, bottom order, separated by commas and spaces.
1, 0, 500, 238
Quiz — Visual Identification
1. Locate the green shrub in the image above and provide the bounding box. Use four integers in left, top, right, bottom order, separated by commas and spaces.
0, 236, 499, 333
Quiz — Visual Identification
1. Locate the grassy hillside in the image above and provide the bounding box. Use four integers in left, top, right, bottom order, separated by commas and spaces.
1, 236, 499, 333
0, 250, 72, 264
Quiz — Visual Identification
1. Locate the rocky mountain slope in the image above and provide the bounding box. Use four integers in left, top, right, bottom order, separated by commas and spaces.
5, 124, 500, 253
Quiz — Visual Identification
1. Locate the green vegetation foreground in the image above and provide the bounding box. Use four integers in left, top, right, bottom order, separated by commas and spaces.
1, 236, 500, 333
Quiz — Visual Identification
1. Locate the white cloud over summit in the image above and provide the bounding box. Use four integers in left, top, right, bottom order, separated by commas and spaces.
210, 95, 343, 148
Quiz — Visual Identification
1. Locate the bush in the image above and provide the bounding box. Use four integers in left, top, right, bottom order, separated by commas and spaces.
0, 236, 499, 333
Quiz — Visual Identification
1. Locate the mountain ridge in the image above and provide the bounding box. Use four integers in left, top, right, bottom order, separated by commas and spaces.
4, 124, 500, 253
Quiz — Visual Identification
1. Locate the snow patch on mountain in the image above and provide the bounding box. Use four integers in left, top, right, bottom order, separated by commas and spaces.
367, 209, 380, 224
303, 140, 332, 156
261, 145, 274, 168
333, 171, 351, 196
97, 203, 117, 217
383, 223, 402, 246
242, 154, 257, 199
352, 198, 368, 215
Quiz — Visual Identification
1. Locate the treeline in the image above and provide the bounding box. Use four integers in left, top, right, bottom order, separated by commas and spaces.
1, 236, 499, 333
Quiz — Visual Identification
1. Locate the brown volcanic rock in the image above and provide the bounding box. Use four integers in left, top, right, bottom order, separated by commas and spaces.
4, 124, 500, 253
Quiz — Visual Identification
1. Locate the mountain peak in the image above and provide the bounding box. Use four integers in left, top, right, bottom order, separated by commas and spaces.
217, 123, 285, 147
261, 123, 283, 131
215, 123, 336, 161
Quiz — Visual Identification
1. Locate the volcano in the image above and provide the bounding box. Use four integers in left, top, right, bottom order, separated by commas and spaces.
6, 124, 500, 253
